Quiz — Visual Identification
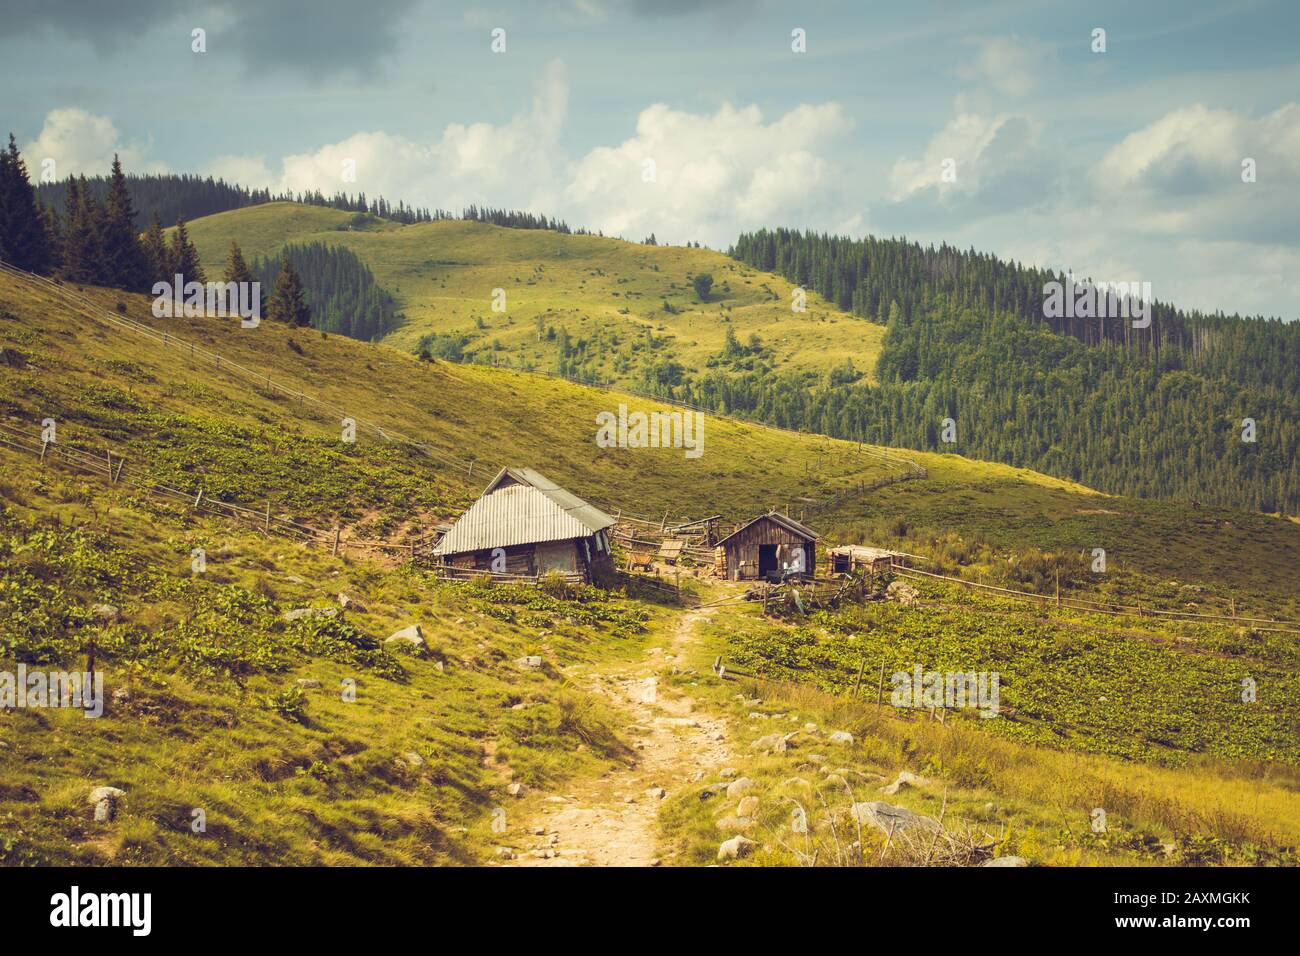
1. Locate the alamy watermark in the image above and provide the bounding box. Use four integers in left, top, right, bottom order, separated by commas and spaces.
1043, 273, 1151, 329
1, 664, 104, 717
890, 664, 1000, 719
152, 275, 261, 327
596, 403, 704, 460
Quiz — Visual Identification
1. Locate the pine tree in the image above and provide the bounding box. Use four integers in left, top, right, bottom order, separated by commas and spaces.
140, 213, 169, 286
59, 177, 100, 283
267, 255, 310, 326
0, 133, 53, 273
223, 239, 261, 317
101, 154, 149, 290
168, 218, 205, 285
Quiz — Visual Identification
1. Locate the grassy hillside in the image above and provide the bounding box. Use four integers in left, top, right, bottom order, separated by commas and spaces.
3, 266, 1299, 867
180, 203, 886, 388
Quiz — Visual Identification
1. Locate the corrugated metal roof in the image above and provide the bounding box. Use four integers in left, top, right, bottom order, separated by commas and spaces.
715, 510, 820, 548
433, 468, 615, 556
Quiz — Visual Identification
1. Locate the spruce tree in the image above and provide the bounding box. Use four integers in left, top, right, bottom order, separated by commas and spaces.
267, 255, 310, 326
0, 133, 53, 273
222, 239, 261, 317
59, 177, 100, 283
140, 213, 169, 286
102, 154, 149, 290
168, 217, 206, 285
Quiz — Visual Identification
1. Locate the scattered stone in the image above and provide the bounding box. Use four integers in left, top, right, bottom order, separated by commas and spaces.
88, 786, 125, 822
296, 678, 321, 689
283, 607, 339, 622
880, 771, 932, 796
717, 836, 756, 861
803, 722, 818, 733
736, 795, 760, 818
494, 847, 514, 860
886, 581, 920, 606
337, 592, 367, 612
645, 787, 667, 800
752, 732, 796, 754
401, 751, 424, 768
516, 655, 544, 670
719, 767, 738, 779
506, 782, 527, 798
385, 624, 427, 655
829, 730, 855, 745
851, 801, 940, 834
530, 826, 546, 836
726, 777, 755, 798
91, 604, 121, 624
981, 856, 1029, 867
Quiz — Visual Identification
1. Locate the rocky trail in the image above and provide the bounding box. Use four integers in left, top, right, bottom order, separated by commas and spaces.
501, 604, 733, 866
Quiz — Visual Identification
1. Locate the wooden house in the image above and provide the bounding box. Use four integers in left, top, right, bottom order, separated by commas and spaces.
432, 467, 617, 585
714, 511, 818, 582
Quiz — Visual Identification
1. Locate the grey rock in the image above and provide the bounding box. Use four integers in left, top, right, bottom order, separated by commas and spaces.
385, 624, 427, 654
516, 655, 544, 670
736, 795, 760, 818
829, 730, 855, 745
880, 771, 932, 795
717, 836, 756, 861
982, 856, 1029, 867
91, 604, 121, 623
851, 800, 940, 834
726, 777, 755, 798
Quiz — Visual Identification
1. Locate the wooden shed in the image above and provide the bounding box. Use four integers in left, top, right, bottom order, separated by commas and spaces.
432, 467, 617, 585
714, 511, 818, 582
829, 545, 907, 576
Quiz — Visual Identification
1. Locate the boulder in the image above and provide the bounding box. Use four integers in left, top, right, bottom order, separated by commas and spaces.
717, 836, 756, 861
736, 795, 760, 819
828, 730, 855, 745
385, 624, 427, 654
91, 604, 121, 624
719, 767, 739, 779
296, 679, 321, 689
645, 786, 667, 800
515, 655, 544, 670
337, 592, 367, 612
726, 777, 755, 798
886, 581, 920, 606
752, 732, 796, 754
981, 856, 1029, 867
88, 786, 125, 822
880, 771, 932, 796
506, 782, 527, 798
851, 800, 940, 834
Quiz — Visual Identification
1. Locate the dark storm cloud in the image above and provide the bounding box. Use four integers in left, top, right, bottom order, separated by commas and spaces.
0, 0, 419, 77
0, 0, 177, 51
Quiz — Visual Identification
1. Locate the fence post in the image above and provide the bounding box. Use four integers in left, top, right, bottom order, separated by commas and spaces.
332, 526, 341, 557
876, 661, 886, 709
40, 439, 49, 463
264, 501, 272, 531
193, 488, 204, 510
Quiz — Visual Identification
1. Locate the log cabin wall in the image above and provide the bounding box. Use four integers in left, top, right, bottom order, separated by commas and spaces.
719, 516, 815, 581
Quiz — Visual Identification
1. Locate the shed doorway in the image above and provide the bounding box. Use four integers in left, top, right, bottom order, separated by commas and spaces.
758, 544, 779, 579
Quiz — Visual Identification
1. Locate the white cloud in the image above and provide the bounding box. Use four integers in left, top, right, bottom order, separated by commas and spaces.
957, 35, 1054, 98
208, 60, 853, 247
22, 108, 165, 180
564, 100, 853, 243
888, 107, 1048, 208
1091, 104, 1300, 242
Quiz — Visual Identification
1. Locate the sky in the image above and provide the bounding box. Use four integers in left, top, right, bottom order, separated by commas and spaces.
1, 0, 1297, 319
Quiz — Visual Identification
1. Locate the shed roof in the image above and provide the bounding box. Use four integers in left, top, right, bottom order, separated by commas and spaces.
432, 467, 615, 556
715, 510, 819, 548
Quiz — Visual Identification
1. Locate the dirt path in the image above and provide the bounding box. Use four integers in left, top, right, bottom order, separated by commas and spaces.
504, 604, 733, 866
